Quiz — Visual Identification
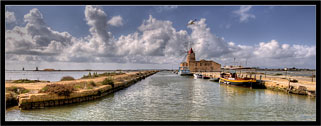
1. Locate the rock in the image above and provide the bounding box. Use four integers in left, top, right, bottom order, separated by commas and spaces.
297, 86, 307, 95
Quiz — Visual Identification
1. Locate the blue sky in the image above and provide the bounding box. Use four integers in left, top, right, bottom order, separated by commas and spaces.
5, 5, 316, 70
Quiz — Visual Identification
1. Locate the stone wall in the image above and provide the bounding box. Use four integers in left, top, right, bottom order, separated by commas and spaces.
264, 80, 315, 97
6, 93, 18, 108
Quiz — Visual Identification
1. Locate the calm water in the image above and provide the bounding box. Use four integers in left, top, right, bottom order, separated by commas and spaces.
5, 71, 316, 121
5, 70, 124, 82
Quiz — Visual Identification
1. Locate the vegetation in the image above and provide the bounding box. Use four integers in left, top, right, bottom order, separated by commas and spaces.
39, 84, 75, 96
102, 77, 114, 88
136, 72, 143, 76
89, 81, 96, 87
273, 73, 283, 76
81, 71, 125, 79
289, 79, 298, 83
6, 86, 30, 94
60, 76, 75, 81
12, 79, 41, 83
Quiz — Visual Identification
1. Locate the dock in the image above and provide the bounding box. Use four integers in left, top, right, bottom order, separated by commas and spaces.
197, 72, 316, 97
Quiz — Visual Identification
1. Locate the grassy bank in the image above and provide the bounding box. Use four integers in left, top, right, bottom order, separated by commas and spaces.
5, 71, 158, 110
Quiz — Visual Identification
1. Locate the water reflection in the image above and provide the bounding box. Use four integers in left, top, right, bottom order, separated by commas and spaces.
5, 71, 316, 121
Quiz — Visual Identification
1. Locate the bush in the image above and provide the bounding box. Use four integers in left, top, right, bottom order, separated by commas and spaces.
274, 73, 283, 76
94, 72, 99, 77
6, 86, 29, 94
102, 77, 114, 87
12, 79, 40, 83
39, 84, 75, 96
289, 79, 298, 83
89, 81, 96, 86
60, 76, 75, 81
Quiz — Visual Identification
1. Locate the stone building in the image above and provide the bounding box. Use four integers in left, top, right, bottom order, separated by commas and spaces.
180, 48, 221, 72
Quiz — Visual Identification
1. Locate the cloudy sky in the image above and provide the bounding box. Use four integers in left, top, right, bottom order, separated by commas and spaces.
5, 5, 316, 70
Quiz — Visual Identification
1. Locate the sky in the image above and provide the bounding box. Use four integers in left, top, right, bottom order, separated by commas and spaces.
5, 5, 316, 70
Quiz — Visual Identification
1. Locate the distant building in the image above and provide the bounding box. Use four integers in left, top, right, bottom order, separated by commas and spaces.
180, 48, 221, 72
36, 67, 39, 71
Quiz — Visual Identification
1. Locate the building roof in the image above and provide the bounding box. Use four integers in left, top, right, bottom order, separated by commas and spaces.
188, 48, 194, 54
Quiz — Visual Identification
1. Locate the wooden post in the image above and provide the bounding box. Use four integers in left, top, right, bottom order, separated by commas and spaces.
311, 71, 314, 82
260, 75, 262, 81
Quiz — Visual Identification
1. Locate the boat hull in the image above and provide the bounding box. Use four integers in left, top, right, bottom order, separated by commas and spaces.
180, 73, 193, 76
219, 78, 257, 87
193, 74, 202, 78
209, 77, 220, 82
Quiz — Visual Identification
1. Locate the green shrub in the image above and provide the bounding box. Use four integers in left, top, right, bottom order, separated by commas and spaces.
89, 81, 96, 86
41, 86, 49, 92
12, 79, 40, 83
6, 86, 29, 94
60, 76, 75, 81
102, 77, 114, 87
74, 85, 82, 89
39, 84, 75, 96
94, 72, 99, 77
274, 73, 283, 76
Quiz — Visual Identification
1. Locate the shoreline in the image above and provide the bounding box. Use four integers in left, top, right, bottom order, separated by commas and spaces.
5, 71, 159, 110
197, 72, 316, 97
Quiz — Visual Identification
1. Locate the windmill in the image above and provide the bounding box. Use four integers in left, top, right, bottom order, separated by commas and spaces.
179, 19, 198, 63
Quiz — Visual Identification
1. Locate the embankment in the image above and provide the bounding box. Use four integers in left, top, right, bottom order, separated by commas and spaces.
263, 80, 316, 97
198, 72, 316, 97
6, 71, 158, 110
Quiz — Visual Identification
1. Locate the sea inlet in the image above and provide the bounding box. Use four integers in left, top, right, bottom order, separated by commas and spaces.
5, 71, 316, 121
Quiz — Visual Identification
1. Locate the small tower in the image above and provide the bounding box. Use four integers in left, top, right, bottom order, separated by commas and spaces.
186, 48, 196, 63
36, 67, 39, 71
22, 67, 24, 71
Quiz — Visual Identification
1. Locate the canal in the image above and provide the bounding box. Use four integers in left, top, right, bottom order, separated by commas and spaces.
5, 71, 316, 121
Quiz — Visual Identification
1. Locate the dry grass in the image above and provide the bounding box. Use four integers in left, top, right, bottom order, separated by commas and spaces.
60, 76, 75, 81
39, 84, 75, 96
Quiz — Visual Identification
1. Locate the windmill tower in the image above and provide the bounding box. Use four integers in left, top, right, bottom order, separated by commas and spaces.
186, 48, 195, 63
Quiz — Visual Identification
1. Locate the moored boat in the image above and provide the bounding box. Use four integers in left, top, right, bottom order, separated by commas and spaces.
193, 73, 202, 79
178, 67, 193, 76
202, 76, 210, 79
219, 72, 257, 87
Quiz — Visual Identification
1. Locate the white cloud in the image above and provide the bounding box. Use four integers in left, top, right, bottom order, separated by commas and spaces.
156, 5, 178, 13
5, 8, 74, 57
5, 11, 16, 23
5, 6, 316, 69
233, 6, 255, 23
108, 15, 123, 27
253, 40, 315, 59
188, 18, 230, 59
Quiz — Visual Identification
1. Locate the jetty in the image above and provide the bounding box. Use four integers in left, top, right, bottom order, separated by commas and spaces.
5, 71, 158, 110
196, 71, 316, 97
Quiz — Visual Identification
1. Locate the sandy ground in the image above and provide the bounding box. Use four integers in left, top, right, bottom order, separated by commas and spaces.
5, 72, 141, 93
199, 72, 316, 91
242, 74, 316, 91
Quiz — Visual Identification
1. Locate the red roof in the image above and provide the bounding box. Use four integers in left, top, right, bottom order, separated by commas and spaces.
188, 48, 194, 54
